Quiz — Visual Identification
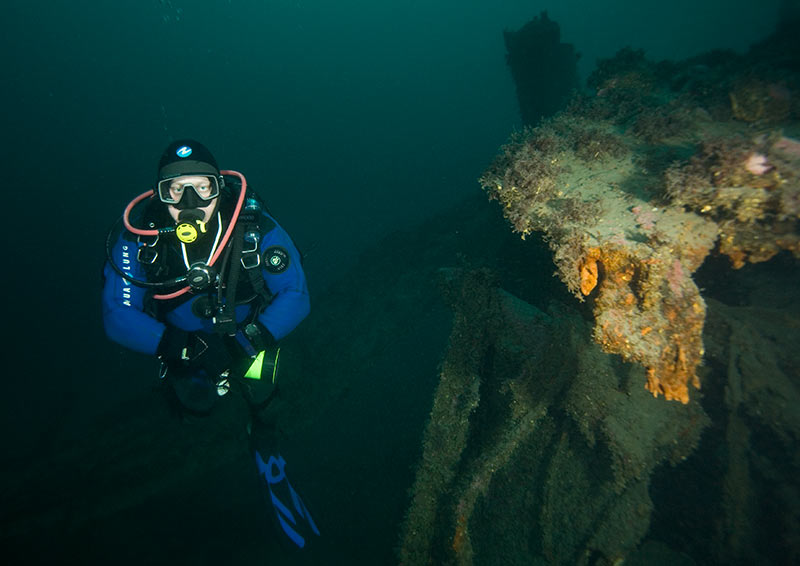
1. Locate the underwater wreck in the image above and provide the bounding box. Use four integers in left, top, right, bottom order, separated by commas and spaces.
398, 14, 800, 566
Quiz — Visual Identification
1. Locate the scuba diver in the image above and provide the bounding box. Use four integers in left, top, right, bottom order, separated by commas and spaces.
102, 139, 319, 549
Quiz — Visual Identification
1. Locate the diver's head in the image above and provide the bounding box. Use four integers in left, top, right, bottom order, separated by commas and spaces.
156, 139, 223, 224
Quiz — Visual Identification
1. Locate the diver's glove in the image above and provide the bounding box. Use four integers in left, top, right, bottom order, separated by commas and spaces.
157, 326, 191, 362
243, 321, 276, 353
189, 332, 234, 379
158, 327, 233, 378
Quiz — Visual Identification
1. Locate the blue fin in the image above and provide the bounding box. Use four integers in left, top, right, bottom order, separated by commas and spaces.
255, 450, 321, 548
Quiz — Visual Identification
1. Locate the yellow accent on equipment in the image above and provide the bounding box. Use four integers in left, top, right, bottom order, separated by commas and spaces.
176, 222, 198, 243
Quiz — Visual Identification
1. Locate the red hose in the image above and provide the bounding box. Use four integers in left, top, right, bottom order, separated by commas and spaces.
123, 190, 157, 236
120, 169, 248, 300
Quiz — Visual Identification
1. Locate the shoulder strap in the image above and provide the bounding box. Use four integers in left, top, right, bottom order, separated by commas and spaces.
214, 193, 275, 335
214, 221, 245, 335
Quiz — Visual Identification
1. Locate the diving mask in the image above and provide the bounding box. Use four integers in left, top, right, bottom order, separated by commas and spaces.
157, 175, 221, 205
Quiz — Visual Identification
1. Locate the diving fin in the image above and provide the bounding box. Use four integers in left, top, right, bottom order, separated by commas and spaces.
255, 450, 320, 549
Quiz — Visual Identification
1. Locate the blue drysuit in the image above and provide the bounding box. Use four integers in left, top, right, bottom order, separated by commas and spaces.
102, 202, 309, 358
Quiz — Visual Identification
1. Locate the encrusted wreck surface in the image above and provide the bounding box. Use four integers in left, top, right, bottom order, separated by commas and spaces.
481, 42, 800, 403
397, 269, 710, 565
397, 259, 800, 565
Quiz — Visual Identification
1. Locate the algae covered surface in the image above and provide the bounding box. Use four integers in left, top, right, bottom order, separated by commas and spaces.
480, 42, 800, 404
398, 17, 800, 566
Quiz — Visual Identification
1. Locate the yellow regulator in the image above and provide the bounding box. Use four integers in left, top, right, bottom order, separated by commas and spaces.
176, 222, 198, 243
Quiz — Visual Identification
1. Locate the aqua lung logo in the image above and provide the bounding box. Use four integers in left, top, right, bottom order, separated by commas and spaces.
176, 145, 193, 158
121, 244, 133, 307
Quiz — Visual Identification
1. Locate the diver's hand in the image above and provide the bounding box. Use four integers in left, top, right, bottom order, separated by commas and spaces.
158, 328, 232, 378
242, 321, 276, 353
191, 332, 233, 379
157, 326, 191, 362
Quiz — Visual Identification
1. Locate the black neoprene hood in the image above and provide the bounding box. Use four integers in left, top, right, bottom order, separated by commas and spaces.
157, 139, 220, 182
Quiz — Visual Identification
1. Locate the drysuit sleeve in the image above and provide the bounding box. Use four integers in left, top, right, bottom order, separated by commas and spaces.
256, 217, 310, 341
102, 236, 166, 355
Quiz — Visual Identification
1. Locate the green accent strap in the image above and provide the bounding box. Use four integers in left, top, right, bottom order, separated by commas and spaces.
245, 350, 265, 380
244, 348, 280, 383
271, 347, 280, 384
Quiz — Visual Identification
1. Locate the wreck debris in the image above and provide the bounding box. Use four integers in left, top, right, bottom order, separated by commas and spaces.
665, 133, 800, 268
503, 12, 579, 126
398, 269, 498, 565
699, 295, 800, 563
481, 114, 719, 403
397, 269, 708, 565
481, 43, 800, 403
